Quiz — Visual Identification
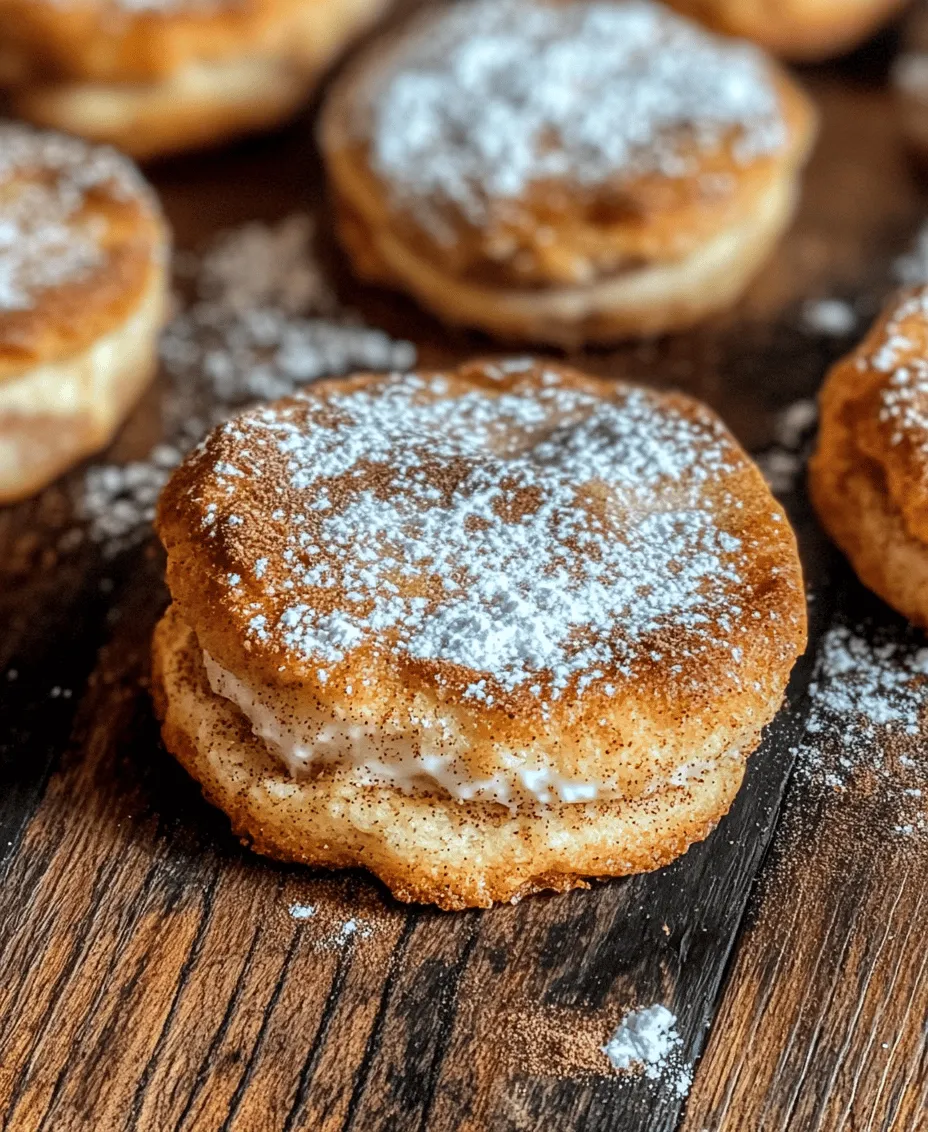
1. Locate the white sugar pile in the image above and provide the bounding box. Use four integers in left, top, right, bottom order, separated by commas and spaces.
163, 213, 415, 422
361, 0, 785, 235
76, 445, 182, 546
796, 623, 928, 835
602, 1004, 692, 1098
288, 902, 317, 920
75, 214, 415, 553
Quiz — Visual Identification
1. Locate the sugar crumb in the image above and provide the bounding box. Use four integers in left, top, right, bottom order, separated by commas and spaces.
801, 298, 857, 337
602, 1004, 692, 1098
72, 214, 415, 554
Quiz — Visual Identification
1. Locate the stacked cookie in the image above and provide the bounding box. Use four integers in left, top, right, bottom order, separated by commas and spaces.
0, 0, 388, 159
152, 361, 807, 908
321, 0, 817, 344
0, 122, 167, 502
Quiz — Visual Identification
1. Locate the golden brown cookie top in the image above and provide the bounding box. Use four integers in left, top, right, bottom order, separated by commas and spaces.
0, 122, 166, 379
157, 359, 806, 731
821, 286, 928, 545
322, 0, 815, 287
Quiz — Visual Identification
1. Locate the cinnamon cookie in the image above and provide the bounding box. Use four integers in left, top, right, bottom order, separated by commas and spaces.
811, 286, 928, 626
320, 0, 816, 345
0, 123, 168, 503
153, 359, 807, 908
0, 0, 389, 159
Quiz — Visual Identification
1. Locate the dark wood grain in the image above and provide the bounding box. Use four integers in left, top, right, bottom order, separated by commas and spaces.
2, 23, 928, 1132
681, 67, 928, 1132
682, 591, 928, 1132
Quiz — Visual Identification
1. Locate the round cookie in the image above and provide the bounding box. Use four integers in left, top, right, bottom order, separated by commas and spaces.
810, 286, 928, 626
0, 122, 168, 504
0, 0, 389, 159
153, 359, 807, 909
320, 0, 817, 346
666, 0, 907, 62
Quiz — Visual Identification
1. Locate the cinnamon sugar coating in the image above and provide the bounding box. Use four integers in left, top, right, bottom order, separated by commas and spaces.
0, 0, 389, 158
0, 0, 359, 83
320, 0, 816, 336
153, 360, 806, 906
0, 122, 165, 379
0, 122, 167, 503
812, 287, 928, 625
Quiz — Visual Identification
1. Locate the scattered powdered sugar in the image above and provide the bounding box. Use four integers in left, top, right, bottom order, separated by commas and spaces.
76, 445, 183, 546
198, 367, 762, 702
360, 0, 785, 234
756, 398, 817, 495
288, 902, 317, 920
74, 215, 415, 553
893, 50, 928, 100
602, 1005, 692, 1098
755, 448, 802, 495
774, 399, 818, 451
191, 215, 333, 316
162, 301, 413, 409
0, 123, 150, 311
801, 298, 857, 337
796, 622, 928, 835
161, 214, 415, 418
312, 916, 375, 951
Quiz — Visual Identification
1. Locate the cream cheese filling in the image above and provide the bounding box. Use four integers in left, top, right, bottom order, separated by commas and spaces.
203, 650, 732, 808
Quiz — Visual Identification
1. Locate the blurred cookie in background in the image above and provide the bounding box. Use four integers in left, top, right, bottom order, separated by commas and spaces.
321, 0, 816, 346
0, 123, 169, 503
0, 0, 391, 160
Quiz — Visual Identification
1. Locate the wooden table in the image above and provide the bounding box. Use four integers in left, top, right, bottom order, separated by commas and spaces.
2, 16, 928, 1132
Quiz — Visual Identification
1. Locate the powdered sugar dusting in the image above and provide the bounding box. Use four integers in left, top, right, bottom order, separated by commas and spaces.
160, 215, 415, 415
75, 215, 415, 553
796, 622, 928, 836
188, 364, 776, 703
358, 0, 786, 233
801, 298, 857, 337
312, 916, 375, 951
864, 286, 928, 455
602, 1004, 692, 1098
756, 398, 817, 495
0, 123, 150, 311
